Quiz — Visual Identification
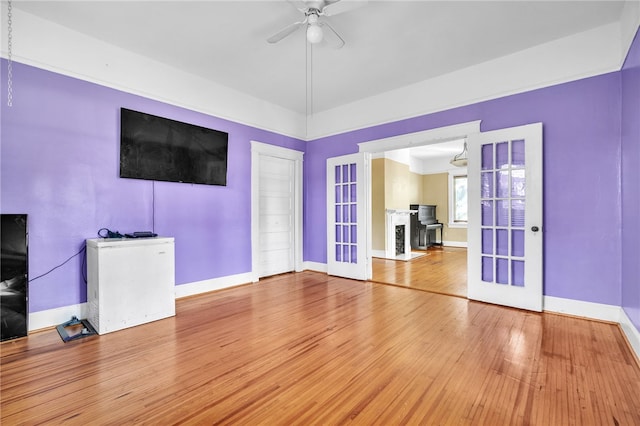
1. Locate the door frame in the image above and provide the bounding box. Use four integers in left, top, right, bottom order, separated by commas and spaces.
250, 141, 304, 282
357, 120, 482, 281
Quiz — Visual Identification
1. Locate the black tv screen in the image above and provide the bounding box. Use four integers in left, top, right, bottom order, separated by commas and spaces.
120, 108, 228, 186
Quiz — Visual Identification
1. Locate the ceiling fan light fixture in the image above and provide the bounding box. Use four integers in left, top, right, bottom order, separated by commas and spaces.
306, 13, 323, 44
307, 23, 323, 43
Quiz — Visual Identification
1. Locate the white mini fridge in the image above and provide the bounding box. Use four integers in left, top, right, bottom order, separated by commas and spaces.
86, 237, 176, 334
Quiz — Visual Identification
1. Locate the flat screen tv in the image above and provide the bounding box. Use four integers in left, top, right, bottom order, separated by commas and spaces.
120, 108, 228, 186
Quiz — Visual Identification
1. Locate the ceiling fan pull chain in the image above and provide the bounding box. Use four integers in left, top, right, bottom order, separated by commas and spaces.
7, 0, 13, 107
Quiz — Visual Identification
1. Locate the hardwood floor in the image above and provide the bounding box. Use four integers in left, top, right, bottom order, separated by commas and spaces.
2, 271, 639, 424
373, 246, 467, 297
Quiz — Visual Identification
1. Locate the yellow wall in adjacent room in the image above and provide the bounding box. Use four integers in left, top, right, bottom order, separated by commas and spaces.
422, 173, 467, 243
371, 159, 386, 251
371, 159, 467, 250
372, 158, 426, 251
384, 159, 423, 210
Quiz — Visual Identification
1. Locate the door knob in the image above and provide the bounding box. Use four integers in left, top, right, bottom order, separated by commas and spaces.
531, 226, 539, 232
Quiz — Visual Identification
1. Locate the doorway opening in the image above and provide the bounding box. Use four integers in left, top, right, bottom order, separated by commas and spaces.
359, 121, 481, 298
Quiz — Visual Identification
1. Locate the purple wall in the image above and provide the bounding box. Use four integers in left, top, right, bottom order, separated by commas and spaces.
0, 61, 305, 313
0, 52, 633, 315
305, 72, 623, 306
621, 28, 640, 331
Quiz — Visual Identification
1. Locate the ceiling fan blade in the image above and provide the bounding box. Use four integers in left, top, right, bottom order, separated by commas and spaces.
287, 0, 309, 13
319, 21, 345, 49
323, 0, 368, 17
267, 21, 305, 44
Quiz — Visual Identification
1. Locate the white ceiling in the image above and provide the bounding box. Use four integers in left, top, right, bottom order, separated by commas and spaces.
14, 0, 626, 120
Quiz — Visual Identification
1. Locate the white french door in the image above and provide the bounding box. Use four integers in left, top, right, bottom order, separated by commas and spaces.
467, 123, 543, 311
326, 153, 369, 280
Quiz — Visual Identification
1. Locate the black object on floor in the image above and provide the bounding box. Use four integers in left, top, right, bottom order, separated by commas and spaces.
56, 316, 98, 342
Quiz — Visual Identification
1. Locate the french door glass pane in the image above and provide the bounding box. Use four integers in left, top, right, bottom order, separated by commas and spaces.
512, 169, 526, 197
482, 145, 493, 170
512, 260, 525, 286
479, 139, 527, 287
512, 230, 524, 257
333, 162, 358, 265
496, 229, 508, 256
497, 170, 509, 198
482, 256, 493, 281
496, 200, 509, 227
482, 229, 493, 254
496, 258, 509, 284
512, 140, 525, 166
496, 142, 509, 168
511, 200, 525, 227
482, 201, 493, 226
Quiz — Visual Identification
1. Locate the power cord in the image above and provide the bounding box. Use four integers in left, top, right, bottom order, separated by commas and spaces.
29, 245, 87, 284
28, 227, 115, 284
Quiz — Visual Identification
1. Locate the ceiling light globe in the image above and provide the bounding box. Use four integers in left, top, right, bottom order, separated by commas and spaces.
307, 25, 323, 44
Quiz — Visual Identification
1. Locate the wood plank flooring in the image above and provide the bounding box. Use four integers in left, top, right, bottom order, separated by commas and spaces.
373, 246, 467, 297
1, 271, 639, 425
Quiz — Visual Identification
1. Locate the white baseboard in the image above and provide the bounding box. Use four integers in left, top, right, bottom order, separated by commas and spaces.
544, 295, 640, 361
620, 308, 640, 362
174, 272, 253, 299
303, 261, 327, 273
543, 295, 622, 322
443, 240, 468, 248
373, 245, 467, 256
27, 273, 253, 331
29, 302, 88, 332
371, 249, 386, 258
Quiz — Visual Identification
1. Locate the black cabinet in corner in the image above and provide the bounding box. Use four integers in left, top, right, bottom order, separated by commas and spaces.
1, 214, 28, 341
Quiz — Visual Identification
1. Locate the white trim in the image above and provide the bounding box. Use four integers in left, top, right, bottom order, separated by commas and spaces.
358, 121, 482, 154
250, 141, 304, 282
371, 249, 387, 258
543, 295, 622, 323
448, 170, 468, 228
28, 272, 249, 332
29, 303, 88, 332
443, 240, 468, 248
174, 272, 253, 299
544, 296, 640, 361
358, 120, 481, 285
303, 261, 328, 273
620, 308, 640, 362
447, 223, 467, 229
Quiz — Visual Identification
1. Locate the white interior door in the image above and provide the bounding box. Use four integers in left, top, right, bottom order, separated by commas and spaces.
327, 153, 369, 280
258, 155, 295, 278
467, 123, 543, 311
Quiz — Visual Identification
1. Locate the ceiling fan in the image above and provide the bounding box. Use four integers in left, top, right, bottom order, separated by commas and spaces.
267, 0, 367, 48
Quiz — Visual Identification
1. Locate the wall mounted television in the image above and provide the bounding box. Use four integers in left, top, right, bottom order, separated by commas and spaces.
120, 108, 228, 186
